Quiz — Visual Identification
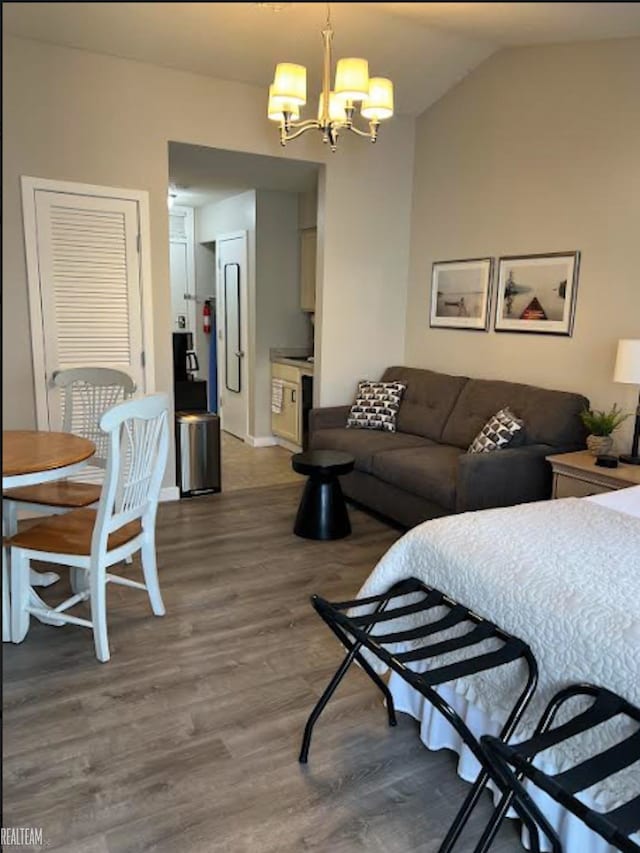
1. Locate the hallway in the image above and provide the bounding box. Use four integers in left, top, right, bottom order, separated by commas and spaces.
221, 432, 302, 492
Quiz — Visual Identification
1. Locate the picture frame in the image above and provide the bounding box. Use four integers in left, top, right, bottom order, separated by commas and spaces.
429, 257, 494, 331
494, 251, 580, 336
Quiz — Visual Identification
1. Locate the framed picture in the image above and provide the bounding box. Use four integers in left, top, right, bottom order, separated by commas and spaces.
429, 257, 494, 330
494, 251, 580, 335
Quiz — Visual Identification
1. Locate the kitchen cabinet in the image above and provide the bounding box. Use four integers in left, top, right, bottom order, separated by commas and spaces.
272, 379, 300, 445
272, 362, 302, 445
300, 228, 317, 313
271, 360, 315, 448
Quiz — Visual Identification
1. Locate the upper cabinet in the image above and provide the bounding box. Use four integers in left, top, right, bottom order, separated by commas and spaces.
300, 227, 317, 313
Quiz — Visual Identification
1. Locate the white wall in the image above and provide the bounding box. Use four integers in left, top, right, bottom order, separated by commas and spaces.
197, 191, 256, 242
298, 186, 318, 230
255, 190, 311, 438
2, 35, 415, 485
405, 38, 640, 451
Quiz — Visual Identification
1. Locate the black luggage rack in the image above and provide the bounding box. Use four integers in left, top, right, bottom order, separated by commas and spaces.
299, 577, 539, 853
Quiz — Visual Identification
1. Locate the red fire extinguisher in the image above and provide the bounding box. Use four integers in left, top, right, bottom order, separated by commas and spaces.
202, 300, 211, 335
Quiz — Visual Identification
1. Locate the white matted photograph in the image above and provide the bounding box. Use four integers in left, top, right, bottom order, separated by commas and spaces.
429, 258, 494, 330
495, 251, 580, 335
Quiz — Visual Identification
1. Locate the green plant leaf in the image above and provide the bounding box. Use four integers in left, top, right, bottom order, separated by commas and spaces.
579, 404, 630, 436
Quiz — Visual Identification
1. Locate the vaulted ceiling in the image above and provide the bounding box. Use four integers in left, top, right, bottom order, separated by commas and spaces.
5, 3, 640, 116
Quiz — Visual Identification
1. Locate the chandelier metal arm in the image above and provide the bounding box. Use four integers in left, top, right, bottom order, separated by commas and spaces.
345, 121, 381, 142
279, 120, 322, 145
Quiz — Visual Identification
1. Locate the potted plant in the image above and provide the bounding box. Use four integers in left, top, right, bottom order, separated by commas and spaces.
580, 404, 629, 456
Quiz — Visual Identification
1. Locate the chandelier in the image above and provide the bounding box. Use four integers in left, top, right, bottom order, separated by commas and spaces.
266, 4, 394, 152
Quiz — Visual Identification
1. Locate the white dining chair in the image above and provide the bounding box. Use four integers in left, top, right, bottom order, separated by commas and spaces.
3, 367, 136, 592
3, 367, 136, 526
7, 393, 170, 662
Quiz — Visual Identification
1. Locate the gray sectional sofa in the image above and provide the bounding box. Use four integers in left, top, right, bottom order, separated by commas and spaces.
309, 366, 589, 528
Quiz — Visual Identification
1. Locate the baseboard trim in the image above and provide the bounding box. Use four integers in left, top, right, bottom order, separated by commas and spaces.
160, 486, 180, 502
246, 435, 279, 448
275, 437, 302, 454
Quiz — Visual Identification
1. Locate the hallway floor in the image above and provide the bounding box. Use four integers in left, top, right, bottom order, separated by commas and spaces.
221, 431, 302, 492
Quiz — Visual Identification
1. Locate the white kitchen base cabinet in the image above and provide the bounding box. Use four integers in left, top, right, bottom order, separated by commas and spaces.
272, 380, 301, 445
272, 362, 303, 447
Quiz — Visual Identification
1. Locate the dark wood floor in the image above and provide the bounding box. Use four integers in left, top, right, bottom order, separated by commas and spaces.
3, 484, 523, 852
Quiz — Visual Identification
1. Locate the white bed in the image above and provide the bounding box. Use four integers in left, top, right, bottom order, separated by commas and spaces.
354, 486, 640, 853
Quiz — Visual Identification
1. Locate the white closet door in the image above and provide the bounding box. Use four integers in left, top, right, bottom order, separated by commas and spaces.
33, 190, 145, 431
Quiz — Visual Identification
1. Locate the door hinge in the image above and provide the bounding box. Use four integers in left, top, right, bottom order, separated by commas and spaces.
141, 350, 146, 368
136, 233, 141, 253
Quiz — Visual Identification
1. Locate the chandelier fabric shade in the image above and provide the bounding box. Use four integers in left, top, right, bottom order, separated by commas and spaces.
268, 85, 301, 122
317, 91, 347, 123
361, 77, 394, 121
266, 4, 394, 152
272, 62, 307, 106
334, 57, 370, 101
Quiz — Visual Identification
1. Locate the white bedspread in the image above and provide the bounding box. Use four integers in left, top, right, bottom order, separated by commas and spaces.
355, 496, 640, 818
587, 483, 640, 518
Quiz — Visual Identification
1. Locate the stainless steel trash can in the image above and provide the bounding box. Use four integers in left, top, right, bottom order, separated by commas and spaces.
176, 412, 221, 497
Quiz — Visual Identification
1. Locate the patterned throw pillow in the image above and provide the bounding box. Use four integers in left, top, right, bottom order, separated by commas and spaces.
346, 381, 406, 433
468, 407, 524, 453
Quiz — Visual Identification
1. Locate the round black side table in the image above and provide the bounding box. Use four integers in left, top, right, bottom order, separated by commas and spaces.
291, 450, 355, 540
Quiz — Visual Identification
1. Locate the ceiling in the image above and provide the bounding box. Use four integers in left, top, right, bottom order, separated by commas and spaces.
168, 143, 319, 208
4, 3, 639, 116
377, 3, 640, 44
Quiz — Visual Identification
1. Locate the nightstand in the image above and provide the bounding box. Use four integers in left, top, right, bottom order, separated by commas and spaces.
547, 450, 640, 498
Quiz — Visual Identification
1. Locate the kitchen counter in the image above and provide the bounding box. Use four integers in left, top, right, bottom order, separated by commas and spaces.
272, 356, 314, 373
270, 348, 314, 373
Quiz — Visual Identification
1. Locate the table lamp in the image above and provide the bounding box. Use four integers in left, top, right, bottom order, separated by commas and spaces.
614, 338, 640, 464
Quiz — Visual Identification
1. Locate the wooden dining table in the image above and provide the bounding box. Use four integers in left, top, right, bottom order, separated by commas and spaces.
2, 430, 96, 642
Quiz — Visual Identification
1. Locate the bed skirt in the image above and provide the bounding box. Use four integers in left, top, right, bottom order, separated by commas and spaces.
388, 673, 623, 853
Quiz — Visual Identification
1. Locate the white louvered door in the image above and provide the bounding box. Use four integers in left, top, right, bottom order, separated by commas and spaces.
33, 190, 145, 432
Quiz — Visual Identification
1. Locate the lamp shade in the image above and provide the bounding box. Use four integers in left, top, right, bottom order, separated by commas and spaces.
268, 85, 300, 121
317, 90, 347, 124
334, 57, 369, 101
614, 339, 640, 384
361, 77, 394, 121
272, 63, 307, 106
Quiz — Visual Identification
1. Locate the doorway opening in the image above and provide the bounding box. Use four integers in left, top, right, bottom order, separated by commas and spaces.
167, 142, 322, 493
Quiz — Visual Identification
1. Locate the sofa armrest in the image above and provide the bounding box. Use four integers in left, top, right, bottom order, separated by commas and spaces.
456, 443, 556, 513
309, 405, 351, 432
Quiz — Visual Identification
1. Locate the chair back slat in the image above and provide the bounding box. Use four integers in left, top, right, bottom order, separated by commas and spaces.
92, 394, 170, 556
117, 414, 166, 517
54, 368, 136, 468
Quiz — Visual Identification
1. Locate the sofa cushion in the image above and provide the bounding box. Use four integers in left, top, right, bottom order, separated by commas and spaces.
381, 366, 467, 441
441, 378, 588, 450
369, 444, 464, 510
309, 428, 434, 475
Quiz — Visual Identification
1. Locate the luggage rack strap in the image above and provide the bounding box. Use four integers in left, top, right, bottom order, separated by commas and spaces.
395, 621, 495, 663
348, 588, 444, 626
375, 603, 470, 644
606, 795, 640, 836
552, 727, 640, 795
510, 693, 624, 758
331, 578, 424, 610
327, 604, 528, 688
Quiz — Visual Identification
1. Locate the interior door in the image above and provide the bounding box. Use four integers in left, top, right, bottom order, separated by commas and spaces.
32, 189, 146, 431
169, 206, 196, 334
217, 234, 248, 440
